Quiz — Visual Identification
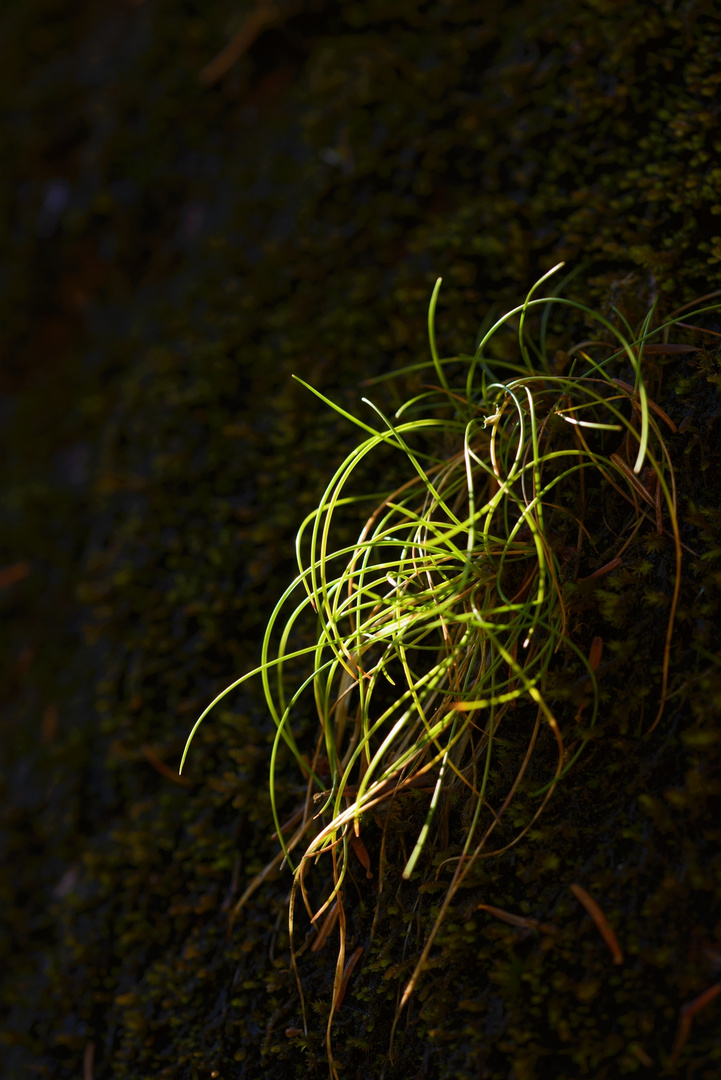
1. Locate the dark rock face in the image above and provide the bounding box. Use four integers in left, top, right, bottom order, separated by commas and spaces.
2, 1, 721, 1077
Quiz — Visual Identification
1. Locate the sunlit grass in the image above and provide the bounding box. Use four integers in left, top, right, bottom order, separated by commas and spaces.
181, 267, 718, 1075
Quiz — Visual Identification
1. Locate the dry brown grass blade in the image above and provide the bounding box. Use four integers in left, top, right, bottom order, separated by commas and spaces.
675, 321, 721, 339
477, 903, 555, 934
369, 818, 389, 944
629, 1043, 653, 1067
199, 2, 298, 87
574, 636, 603, 722
612, 378, 677, 432
644, 423, 682, 733
670, 982, 721, 1063
577, 557, 623, 582
392, 698, 563, 1040
0, 560, 31, 588
589, 636, 603, 671
326, 888, 347, 1080
666, 289, 721, 320
335, 945, 364, 1008
270, 804, 305, 841
310, 899, 339, 953
140, 744, 193, 786
229, 813, 313, 930
83, 1041, 95, 1080
570, 883, 624, 964
350, 833, 373, 878
610, 453, 657, 508
641, 343, 699, 356
288, 869, 308, 1036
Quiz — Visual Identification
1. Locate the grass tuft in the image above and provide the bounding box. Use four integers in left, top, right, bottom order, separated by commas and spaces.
181, 268, 719, 1076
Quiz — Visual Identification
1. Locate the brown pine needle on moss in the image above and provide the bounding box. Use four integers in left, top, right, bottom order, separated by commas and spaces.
670, 982, 721, 1063
577, 557, 623, 581
198, 1, 299, 87
570, 883, 624, 965
629, 1043, 654, 1068
140, 744, 193, 787
477, 903, 555, 934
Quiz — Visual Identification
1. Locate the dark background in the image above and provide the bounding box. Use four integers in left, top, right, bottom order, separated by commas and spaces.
2, 1, 721, 1077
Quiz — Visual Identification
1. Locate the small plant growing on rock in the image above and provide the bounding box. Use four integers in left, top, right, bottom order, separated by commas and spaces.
182, 265, 717, 1075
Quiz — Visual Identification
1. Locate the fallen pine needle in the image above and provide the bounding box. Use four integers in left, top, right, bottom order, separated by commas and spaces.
83, 1042, 95, 1080
570, 883, 624, 964
670, 982, 721, 1063
199, 2, 280, 86
578, 558, 622, 581
628, 1043, 653, 1068
0, 561, 31, 588
141, 745, 193, 786
588, 635, 603, 671
477, 903, 555, 934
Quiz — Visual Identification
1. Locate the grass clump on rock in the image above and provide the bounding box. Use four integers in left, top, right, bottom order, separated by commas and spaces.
183, 267, 716, 1074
